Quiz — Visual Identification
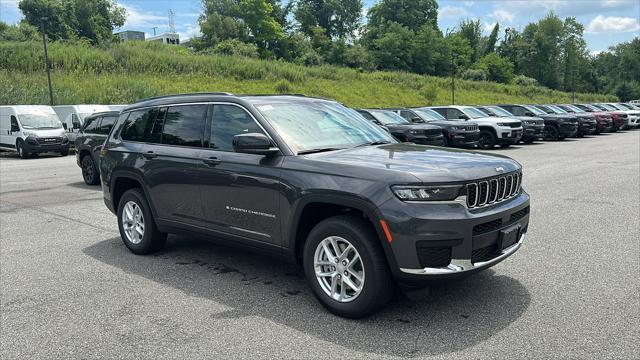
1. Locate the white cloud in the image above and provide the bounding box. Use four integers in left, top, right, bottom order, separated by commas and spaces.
587, 15, 640, 33
440, 6, 470, 18
0, 0, 21, 23
483, 22, 497, 33
490, 9, 515, 23
589, 50, 606, 56
120, 4, 166, 28
462, 1, 475, 6
177, 24, 202, 41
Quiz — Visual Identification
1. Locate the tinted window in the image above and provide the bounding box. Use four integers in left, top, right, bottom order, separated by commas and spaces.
508, 106, 526, 116
149, 108, 167, 144
98, 116, 117, 135
399, 110, 414, 120
446, 109, 464, 119
210, 105, 264, 151
120, 109, 156, 142
161, 105, 206, 147
83, 117, 100, 132
357, 110, 376, 121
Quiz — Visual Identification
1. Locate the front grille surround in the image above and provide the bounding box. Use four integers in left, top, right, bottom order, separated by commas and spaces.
466, 171, 521, 209
465, 125, 479, 132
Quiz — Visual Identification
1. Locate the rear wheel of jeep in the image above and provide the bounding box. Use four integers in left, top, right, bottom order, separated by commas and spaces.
478, 130, 496, 149
81, 155, 100, 185
117, 188, 166, 255
303, 215, 395, 318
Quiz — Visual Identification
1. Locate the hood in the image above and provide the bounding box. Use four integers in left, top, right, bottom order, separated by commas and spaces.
23, 128, 66, 137
475, 116, 520, 123
425, 119, 474, 128
386, 123, 442, 131
308, 143, 520, 183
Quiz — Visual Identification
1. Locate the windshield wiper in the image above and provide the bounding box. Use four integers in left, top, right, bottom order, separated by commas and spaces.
297, 147, 343, 155
355, 141, 391, 147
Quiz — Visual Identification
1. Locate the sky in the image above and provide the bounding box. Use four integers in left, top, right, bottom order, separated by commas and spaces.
0, 0, 638, 53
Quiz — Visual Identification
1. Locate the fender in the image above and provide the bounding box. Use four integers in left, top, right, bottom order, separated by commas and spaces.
109, 168, 160, 221
284, 192, 400, 273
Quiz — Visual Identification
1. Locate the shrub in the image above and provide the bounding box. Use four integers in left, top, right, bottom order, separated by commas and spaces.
461, 69, 488, 81
514, 75, 539, 87
475, 53, 515, 84
210, 39, 259, 58
274, 79, 291, 93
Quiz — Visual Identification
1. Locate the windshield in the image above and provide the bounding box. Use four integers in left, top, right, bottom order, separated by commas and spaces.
255, 101, 395, 154
607, 103, 626, 111
369, 110, 409, 125
563, 104, 583, 112
414, 108, 446, 121
462, 107, 490, 119
548, 105, 567, 114
523, 105, 547, 115
598, 104, 617, 111
487, 106, 513, 117
18, 113, 63, 129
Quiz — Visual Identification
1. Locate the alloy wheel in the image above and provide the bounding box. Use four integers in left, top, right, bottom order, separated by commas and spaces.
313, 236, 365, 303
121, 201, 145, 244
82, 157, 94, 183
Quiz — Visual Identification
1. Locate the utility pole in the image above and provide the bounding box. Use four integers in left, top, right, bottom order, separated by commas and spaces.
152, 26, 158, 36
40, 17, 54, 106
451, 52, 456, 105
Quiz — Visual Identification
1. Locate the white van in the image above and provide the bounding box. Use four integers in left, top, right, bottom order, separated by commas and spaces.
0, 105, 70, 159
53, 105, 113, 142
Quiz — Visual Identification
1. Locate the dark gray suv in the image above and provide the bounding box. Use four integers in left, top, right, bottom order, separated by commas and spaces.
100, 93, 530, 318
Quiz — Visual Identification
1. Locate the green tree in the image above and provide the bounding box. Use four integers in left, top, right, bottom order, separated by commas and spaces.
368, 22, 414, 71
411, 24, 447, 75
367, 0, 438, 32
0, 21, 39, 41
19, 0, 125, 44
484, 22, 499, 56
475, 53, 515, 83
560, 17, 587, 92
294, 0, 363, 39
199, 0, 248, 47
520, 12, 564, 89
240, 0, 283, 49
458, 19, 482, 62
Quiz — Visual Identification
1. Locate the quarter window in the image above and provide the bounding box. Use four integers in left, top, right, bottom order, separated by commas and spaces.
161, 105, 206, 147
83, 117, 100, 133
210, 105, 264, 152
120, 109, 156, 142
98, 116, 117, 135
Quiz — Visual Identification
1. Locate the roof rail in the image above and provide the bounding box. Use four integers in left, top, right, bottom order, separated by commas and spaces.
138, 92, 234, 102
238, 93, 308, 97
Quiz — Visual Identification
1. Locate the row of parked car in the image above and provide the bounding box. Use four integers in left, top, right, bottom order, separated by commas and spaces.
0, 105, 125, 159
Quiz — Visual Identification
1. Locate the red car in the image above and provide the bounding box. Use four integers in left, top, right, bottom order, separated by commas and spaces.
575, 104, 626, 132
560, 104, 612, 134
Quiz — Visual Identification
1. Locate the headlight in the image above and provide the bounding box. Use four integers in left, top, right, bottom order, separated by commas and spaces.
409, 130, 421, 135
497, 123, 512, 126
23, 131, 37, 137
61, 135, 69, 143
454, 126, 466, 130
392, 185, 462, 201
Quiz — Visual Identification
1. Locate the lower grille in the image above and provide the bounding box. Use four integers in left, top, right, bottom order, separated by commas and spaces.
425, 129, 442, 136
37, 137, 63, 145
416, 246, 452, 268
510, 206, 530, 223
473, 218, 503, 235
472, 245, 501, 264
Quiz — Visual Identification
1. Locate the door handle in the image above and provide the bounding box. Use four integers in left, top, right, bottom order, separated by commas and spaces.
143, 151, 157, 159
203, 157, 221, 166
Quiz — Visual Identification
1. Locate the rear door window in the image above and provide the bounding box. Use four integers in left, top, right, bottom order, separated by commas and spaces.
120, 109, 156, 142
161, 105, 207, 147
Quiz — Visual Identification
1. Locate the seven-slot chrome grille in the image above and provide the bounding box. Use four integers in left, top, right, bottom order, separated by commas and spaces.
464, 125, 479, 131
466, 172, 521, 209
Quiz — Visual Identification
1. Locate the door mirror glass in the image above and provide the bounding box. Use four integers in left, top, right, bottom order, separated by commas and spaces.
459, 114, 469, 120
62, 122, 68, 130
411, 117, 422, 123
525, 112, 535, 117
232, 133, 279, 156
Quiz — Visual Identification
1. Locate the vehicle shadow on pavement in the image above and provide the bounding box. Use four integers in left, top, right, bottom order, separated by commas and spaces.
84, 235, 530, 357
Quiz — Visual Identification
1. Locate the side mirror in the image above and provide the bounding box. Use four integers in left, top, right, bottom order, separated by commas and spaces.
525, 112, 535, 116
459, 114, 469, 120
10, 124, 20, 132
62, 123, 68, 130
233, 133, 279, 156
411, 117, 422, 123
73, 123, 80, 130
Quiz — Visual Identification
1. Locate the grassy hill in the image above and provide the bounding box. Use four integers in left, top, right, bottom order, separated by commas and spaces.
0, 41, 616, 106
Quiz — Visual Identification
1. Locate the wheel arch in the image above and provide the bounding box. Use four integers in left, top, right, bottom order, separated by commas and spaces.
110, 170, 158, 220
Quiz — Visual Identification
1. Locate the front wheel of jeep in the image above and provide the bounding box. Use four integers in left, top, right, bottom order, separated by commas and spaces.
543, 125, 560, 141
303, 215, 395, 318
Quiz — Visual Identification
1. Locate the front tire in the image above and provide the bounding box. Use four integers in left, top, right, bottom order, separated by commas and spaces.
543, 125, 560, 141
16, 140, 29, 159
81, 155, 100, 185
60, 149, 69, 156
117, 188, 166, 255
303, 215, 395, 318
478, 130, 497, 149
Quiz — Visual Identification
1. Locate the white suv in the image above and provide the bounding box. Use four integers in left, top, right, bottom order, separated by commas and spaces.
427, 105, 523, 149
606, 103, 640, 129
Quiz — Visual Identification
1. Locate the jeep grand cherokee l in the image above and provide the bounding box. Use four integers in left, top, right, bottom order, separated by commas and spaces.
535, 104, 596, 137
356, 108, 444, 146
476, 105, 544, 144
388, 107, 480, 148
497, 104, 578, 140
75, 111, 119, 185
100, 93, 530, 318
557, 104, 612, 134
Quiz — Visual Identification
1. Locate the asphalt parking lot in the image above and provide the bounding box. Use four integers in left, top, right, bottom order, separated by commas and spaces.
1, 131, 638, 359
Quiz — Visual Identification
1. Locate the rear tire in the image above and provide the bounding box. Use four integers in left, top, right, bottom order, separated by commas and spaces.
117, 188, 166, 255
16, 140, 29, 159
81, 155, 100, 185
522, 138, 534, 144
478, 130, 497, 149
60, 149, 69, 156
303, 215, 395, 318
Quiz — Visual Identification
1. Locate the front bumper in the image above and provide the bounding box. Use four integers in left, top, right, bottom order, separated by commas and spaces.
498, 129, 523, 144
522, 125, 544, 140
23, 139, 70, 154
559, 123, 578, 138
577, 121, 597, 135
379, 191, 530, 284
411, 134, 445, 146
448, 131, 480, 147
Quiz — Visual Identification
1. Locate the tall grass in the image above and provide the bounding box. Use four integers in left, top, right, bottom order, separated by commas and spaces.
0, 41, 616, 106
